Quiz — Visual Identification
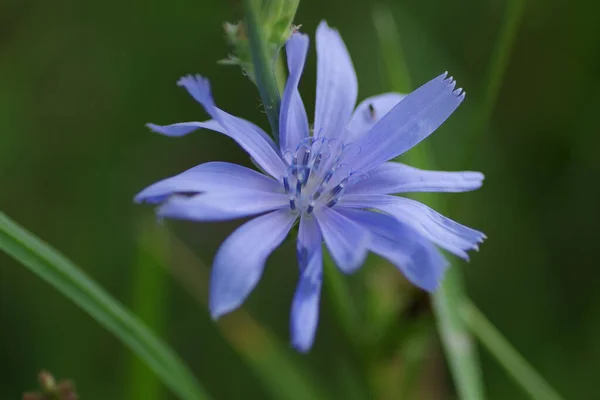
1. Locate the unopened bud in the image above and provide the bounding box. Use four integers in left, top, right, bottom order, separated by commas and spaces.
221, 0, 300, 83
38, 371, 56, 392
23, 371, 78, 400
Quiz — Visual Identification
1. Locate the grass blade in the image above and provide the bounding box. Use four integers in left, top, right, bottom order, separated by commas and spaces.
0, 211, 210, 400
460, 301, 565, 400
431, 269, 484, 399
125, 222, 171, 400
468, 0, 526, 158
373, 7, 485, 399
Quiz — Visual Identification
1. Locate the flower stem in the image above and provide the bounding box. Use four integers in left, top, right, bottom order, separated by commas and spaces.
243, 0, 282, 137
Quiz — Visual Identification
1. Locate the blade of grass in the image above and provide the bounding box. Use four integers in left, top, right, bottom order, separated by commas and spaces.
372, 7, 411, 94
460, 300, 564, 400
467, 0, 526, 159
153, 230, 329, 400
430, 267, 484, 400
373, 7, 485, 400
0, 211, 210, 400
125, 222, 170, 400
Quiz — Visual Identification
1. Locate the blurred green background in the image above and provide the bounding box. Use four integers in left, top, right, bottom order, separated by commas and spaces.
1, 0, 599, 398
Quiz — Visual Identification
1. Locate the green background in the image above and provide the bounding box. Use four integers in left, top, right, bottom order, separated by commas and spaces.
1, 0, 598, 398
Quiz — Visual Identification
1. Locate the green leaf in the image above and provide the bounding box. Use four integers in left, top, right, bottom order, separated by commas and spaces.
0, 211, 211, 400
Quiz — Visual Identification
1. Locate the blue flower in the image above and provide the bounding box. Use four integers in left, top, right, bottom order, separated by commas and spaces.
135, 21, 485, 352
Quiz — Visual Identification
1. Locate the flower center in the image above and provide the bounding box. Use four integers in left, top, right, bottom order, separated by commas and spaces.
282, 137, 358, 215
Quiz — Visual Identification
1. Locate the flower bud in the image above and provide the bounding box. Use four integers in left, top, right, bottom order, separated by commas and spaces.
221, 0, 300, 83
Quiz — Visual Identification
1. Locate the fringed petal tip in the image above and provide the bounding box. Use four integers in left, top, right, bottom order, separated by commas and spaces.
442, 73, 466, 99
176, 74, 215, 107
177, 74, 209, 90
458, 233, 486, 262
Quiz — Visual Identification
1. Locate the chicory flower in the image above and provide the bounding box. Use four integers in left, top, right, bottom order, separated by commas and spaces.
135, 21, 485, 352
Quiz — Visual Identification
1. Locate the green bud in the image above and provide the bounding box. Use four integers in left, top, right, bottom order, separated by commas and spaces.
220, 21, 256, 82
221, 0, 299, 84
256, 0, 299, 44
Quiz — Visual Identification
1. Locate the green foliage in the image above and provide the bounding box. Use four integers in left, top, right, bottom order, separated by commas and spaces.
1, 0, 599, 398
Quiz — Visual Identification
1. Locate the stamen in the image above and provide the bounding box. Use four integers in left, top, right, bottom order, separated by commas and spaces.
289, 198, 296, 211
295, 178, 302, 198
302, 148, 311, 166
325, 198, 339, 207
329, 177, 348, 197
306, 201, 315, 215
283, 176, 290, 194
322, 170, 334, 185
312, 188, 323, 201
312, 153, 322, 172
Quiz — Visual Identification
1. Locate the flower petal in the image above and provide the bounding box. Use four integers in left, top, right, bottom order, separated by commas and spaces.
279, 32, 310, 153
158, 191, 288, 222
352, 73, 465, 173
146, 119, 225, 137
346, 162, 484, 195
210, 209, 298, 318
173, 75, 286, 180
314, 21, 358, 140
314, 204, 369, 273
135, 162, 282, 204
291, 215, 323, 352
346, 93, 405, 140
338, 194, 485, 259
336, 209, 448, 292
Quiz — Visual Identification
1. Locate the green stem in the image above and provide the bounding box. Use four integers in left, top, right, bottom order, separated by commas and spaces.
243, 0, 282, 137
460, 301, 565, 400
